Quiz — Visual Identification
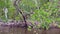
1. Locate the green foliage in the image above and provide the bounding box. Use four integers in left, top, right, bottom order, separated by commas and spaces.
0, 0, 60, 30
0, 0, 21, 21
31, 0, 59, 30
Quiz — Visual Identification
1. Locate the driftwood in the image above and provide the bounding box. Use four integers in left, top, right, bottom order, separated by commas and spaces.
0, 20, 40, 28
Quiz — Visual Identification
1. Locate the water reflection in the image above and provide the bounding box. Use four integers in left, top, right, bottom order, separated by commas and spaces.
0, 26, 60, 34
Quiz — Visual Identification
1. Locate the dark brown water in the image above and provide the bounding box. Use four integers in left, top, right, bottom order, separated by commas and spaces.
0, 26, 60, 34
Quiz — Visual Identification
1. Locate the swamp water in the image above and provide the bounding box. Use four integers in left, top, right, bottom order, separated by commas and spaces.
0, 26, 60, 34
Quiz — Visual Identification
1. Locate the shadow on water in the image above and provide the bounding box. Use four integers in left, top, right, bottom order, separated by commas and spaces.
0, 26, 60, 34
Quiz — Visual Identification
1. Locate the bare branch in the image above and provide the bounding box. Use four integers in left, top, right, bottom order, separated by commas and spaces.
14, 0, 27, 27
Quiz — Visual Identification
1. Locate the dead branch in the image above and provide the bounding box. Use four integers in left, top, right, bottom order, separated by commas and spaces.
14, 0, 27, 27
